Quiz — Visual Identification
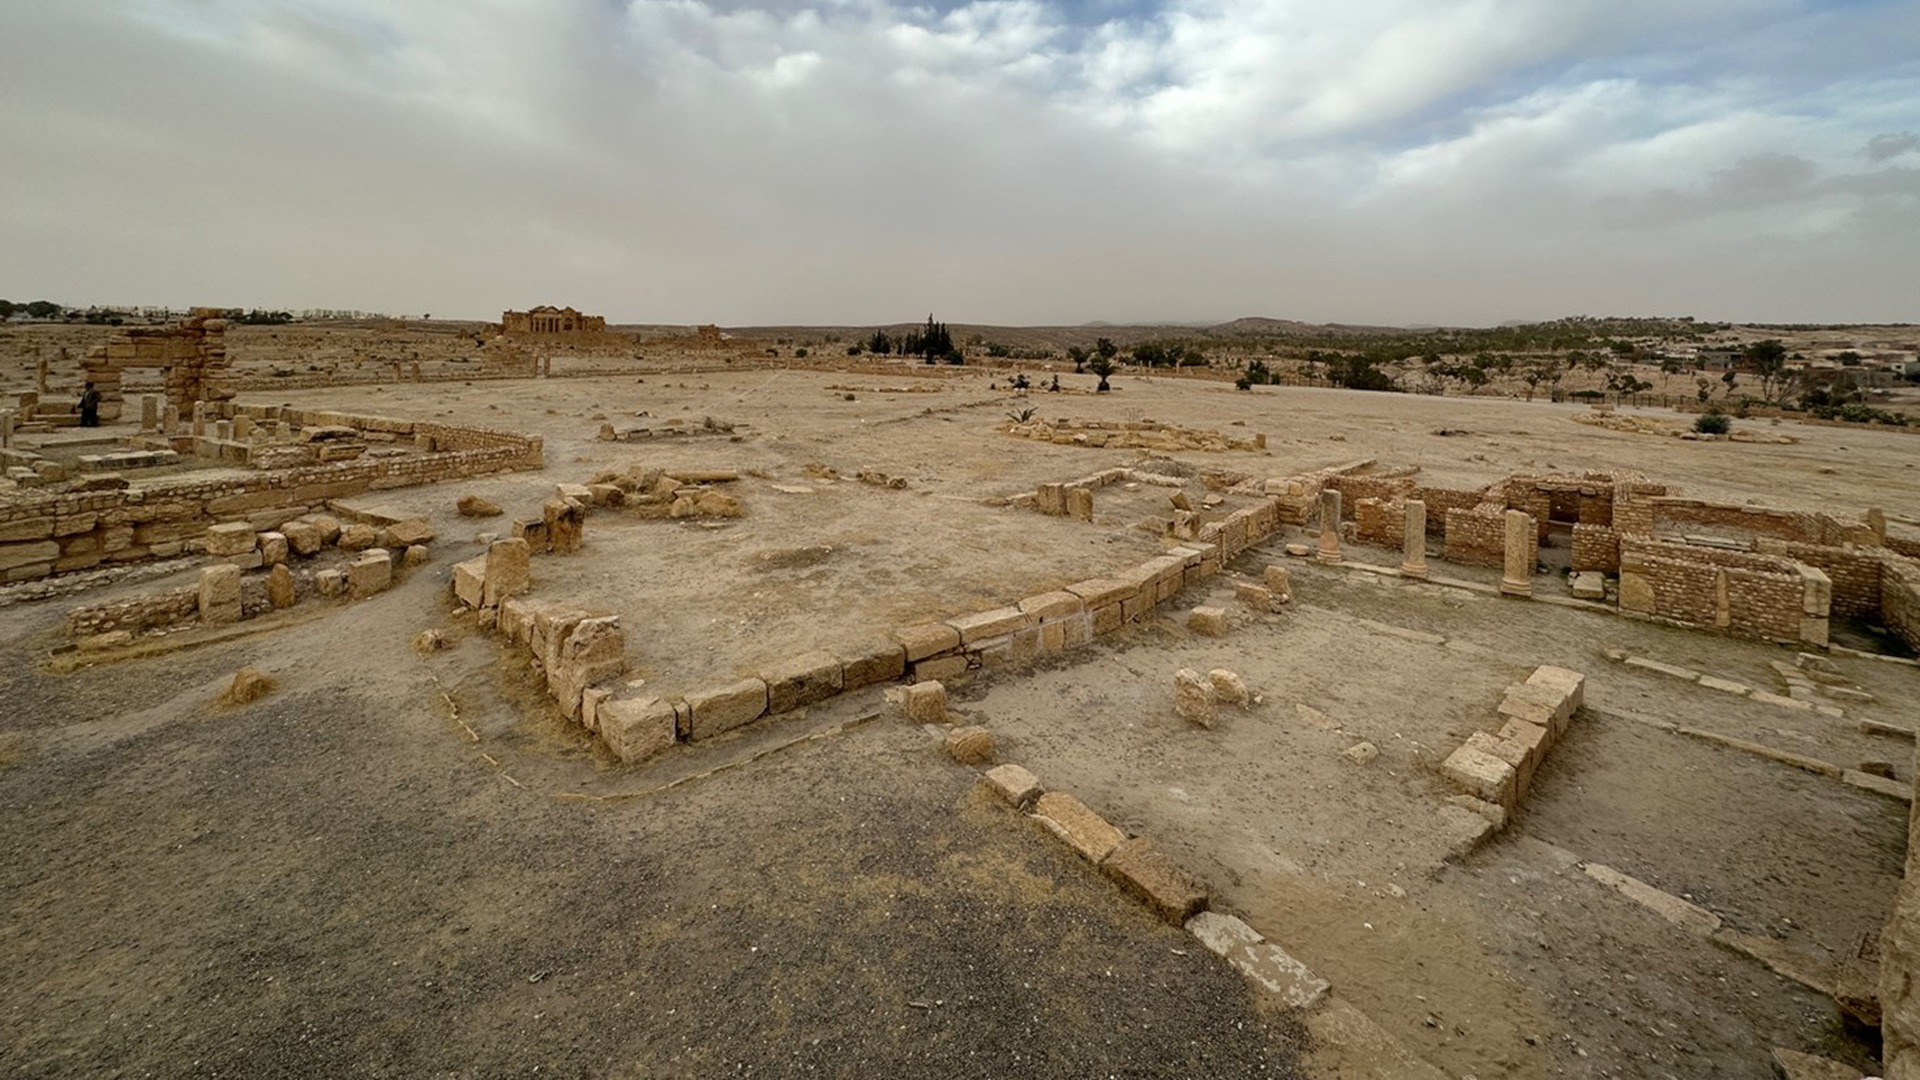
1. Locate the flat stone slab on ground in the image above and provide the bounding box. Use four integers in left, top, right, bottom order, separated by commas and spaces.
1030, 791, 1125, 863
981, 763, 1042, 808
1101, 837, 1208, 923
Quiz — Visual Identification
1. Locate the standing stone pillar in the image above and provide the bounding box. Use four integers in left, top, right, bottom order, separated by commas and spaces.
1500, 509, 1534, 597
233, 415, 253, 440
1, 410, 14, 450
542, 353, 553, 377
162, 403, 179, 434
20, 391, 38, 419
1400, 499, 1428, 579
214, 419, 232, 441
140, 394, 160, 432
1316, 489, 1343, 564
192, 402, 208, 437
412, 361, 422, 382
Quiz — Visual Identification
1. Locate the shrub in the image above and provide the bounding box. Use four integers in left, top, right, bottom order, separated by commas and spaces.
795, 347, 808, 358
1693, 410, 1731, 435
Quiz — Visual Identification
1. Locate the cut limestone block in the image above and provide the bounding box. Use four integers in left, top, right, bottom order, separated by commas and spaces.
1466, 730, 1532, 798
315, 568, 346, 597
599, 695, 676, 764
338, 523, 377, 551
945, 725, 995, 765
1263, 565, 1291, 602
377, 518, 434, 549
1174, 668, 1215, 728
1497, 718, 1552, 778
762, 650, 844, 714
982, 763, 1042, 808
838, 641, 906, 690
1188, 606, 1228, 637
458, 494, 502, 517
258, 532, 288, 566
1103, 838, 1208, 923
894, 622, 960, 662
1436, 802, 1498, 860
685, 678, 769, 739
1448, 794, 1507, 830
1498, 682, 1568, 736
266, 564, 295, 609
1030, 792, 1125, 863
221, 666, 274, 705
948, 606, 1028, 645
482, 537, 531, 608
551, 616, 626, 719
1342, 741, 1379, 765
903, 681, 947, 723
197, 564, 242, 623
1184, 912, 1329, 1009
1208, 669, 1250, 708
1570, 571, 1606, 600
1235, 582, 1276, 612
451, 555, 487, 609
204, 521, 257, 557
348, 549, 393, 599
280, 519, 325, 557
1527, 664, 1585, 714
1440, 742, 1517, 811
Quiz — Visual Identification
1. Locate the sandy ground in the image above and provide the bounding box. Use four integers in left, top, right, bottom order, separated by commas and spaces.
2, 344, 1916, 1078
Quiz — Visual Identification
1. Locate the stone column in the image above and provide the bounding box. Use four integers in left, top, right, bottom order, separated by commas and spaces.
36, 355, 49, 392
140, 394, 160, 432
1400, 499, 1428, 579
1, 409, 14, 450
1500, 509, 1534, 597
1316, 489, 1343, 564
162, 403, 179, 434
232, 415, 253, 440
214, 419, 232, 441
192, 401, 207, 437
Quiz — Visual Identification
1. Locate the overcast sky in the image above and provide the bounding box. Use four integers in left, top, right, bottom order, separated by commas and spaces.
2, 0, 1916, 326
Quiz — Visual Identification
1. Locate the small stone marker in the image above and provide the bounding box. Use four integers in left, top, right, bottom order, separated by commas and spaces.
945, 725, 995, 765
197, 564, 242, 624
347, 549, 393, 599
1208, 669, 1250, 708
1030, 792, 1125, 863
221, 666, 274, 705
266, 564, 295, 609
903, 680, 947, 723
982, 763, 1042, 808
1342, 741, 1379, 765
1188, 606, 1227, 637
1262, 565, 1291, 603
1174, 668, 1215, 727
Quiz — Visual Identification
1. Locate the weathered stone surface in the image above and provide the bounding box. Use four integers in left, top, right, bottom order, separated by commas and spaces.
1208, 669, 1250, 708
838, 640, 906, 690
1768, 1049, 1865, 1080
1174, 667, 1215, 728
197, 564, 242, 623
1030, 792, 1125, 863
482, 537, 531, 608
347, 548, 393, 599
338, 522, 377, 551
1342, 741, 1379, 765
1065, 487, 1094, 521
552, 615, 626, 718
1500, 508, 1533, 596
948, 606, 1028, 645
1497, 681, 1569, 734
1234, 582, 1276, 612
221, 666, 274, 705
1526, 664, 1586, 716
457, 494, 503, 517
1436, 802, 1498, 860
543, 497, 585, 553
1188, 606, 1228, 637
1440, 743, 1517, 810
903, 680, 947, 723
1570, 570, 1606, 599
377, 518, 434, 549
762, 650, 843, 714
599, 695, 676, 763
451, 555, 487, 609
945, 725, 995, 765
266, 563, 295, 608
1623, 655, 1700, 681
204, 521, 256, 557
894, 622, 960, 662
1832, 930, 1882, 1028
1186, 911, 1263, 957
1018, 590, 1084, 623
982, 763, 1042, 808
1262, 564, 1292, 602
685, 677, 769, 739
281, 519, 325, 556
258, 531, 288, 567
402, 544, 430, 568
315, 568, 346, 597
1584, 862, 1722, 935
1103, 837, 1207, 923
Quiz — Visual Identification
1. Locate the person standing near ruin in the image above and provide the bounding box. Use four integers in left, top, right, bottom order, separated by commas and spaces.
78, 381, 101, 427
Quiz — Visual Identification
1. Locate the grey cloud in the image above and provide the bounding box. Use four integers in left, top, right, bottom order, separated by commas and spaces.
1865, 131, 1920, 161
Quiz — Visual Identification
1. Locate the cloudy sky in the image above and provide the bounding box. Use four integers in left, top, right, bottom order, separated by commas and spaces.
2, 0, 1915, 326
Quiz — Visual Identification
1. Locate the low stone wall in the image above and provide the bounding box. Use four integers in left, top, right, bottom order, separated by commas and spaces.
0, 408, 539, 584
1571, 523, 1620, 572
1325, 473, 1414, 508
1883, 557, 1920, 654
1410, 485, 1485, 537
1618, 537, 1825, 645
66, 587, 197, 637
1650, 497, 1867, 546
1879, 738, 1920, 1080
1353, 497, 1406, 547
1444, 505, 1525, 569
1758, 539, 1885, 619
1002, 417, 1265, 453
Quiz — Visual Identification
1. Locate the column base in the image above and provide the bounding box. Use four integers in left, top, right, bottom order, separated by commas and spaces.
1500, 579, 1533, 597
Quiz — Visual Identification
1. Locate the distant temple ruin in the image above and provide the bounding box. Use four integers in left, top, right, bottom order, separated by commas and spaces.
498, 306, 608, 338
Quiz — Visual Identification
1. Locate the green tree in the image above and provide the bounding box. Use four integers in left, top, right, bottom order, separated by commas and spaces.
867, 330, 893, 355
1066, 345, 1087, 373
0, 300, 14, 320
1094, 337, 1118, 361
1087, 353, 1117, 392
1744, 339, 1791, 402
24, 300, 62, 319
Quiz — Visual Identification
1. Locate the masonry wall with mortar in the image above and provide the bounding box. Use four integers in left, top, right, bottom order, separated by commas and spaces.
1880, 556, 1920, 653
1618, 537, 1818, 644
1570, 523, 1621, 571
1758, 539, 1885, 619
0, 409, 540, 583
81, 310, 231, 422
1444, 505, 1532, 568
1408, 485, 1485, 536
1650, 498, 1868, 546
1353, 497, 1407, 548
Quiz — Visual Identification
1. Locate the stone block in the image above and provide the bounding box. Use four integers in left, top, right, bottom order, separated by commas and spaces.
1188, 606, 1228, 636
258, 531, 288, 567
498, 597, 540, 645
280, 520, 325, 557
1065, 577, 1134, 608
1234, 582, 1275, 612
982, 763, 1042, 808
837, 640, 906, 690
1440, 743, 1517, 810
599, 695, 677, 763
1174, 667, 1215, 728
347, 548, 393, 599
1090, 602, 1123, 635
685, 677, 769, 739
338, 523, 377, 551
458, 494, 503, 517
1065, 487, 1094, 521
1526, 665, 1585, 715
1466, 730, 1532, 798
1618, 569, 1654, 614
552, 616, 626, 718
945, 725, 995, 765
197, 564, 242, 624
762, 650, 844, 714
903, 680, 947, 723
377, 518, 434, 549
1342, 741, 1379, 765
402, 544, 429, 568
451, 555, 487, 609
1497, 681, 1568, 735
1208, 669, 1250, 708
948, 606, 1028, 645
204, 521, 256, 557
1569, 571, 1606, 599
894, 622, 960, 662
315, 568, 346, 597
913, 654, 970, 683
482, 537, 531, 608
1102, 838, 1208, 923
1018, 590, 1084, 623
1186, 911, 1264, 957
1030, 792, 1125, 863
1497, 717, 1552, 767
532, 608, 592, 671
266, 563, 295, 608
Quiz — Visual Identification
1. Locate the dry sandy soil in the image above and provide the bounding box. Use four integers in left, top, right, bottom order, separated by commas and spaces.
2, 335, 1917, 1078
